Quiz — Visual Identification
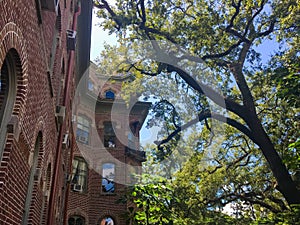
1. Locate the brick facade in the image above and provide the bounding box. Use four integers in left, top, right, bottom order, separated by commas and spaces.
0, 1, 92, 225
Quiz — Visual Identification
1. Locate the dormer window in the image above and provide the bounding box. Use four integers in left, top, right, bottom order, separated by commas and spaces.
105, 90, 115, 100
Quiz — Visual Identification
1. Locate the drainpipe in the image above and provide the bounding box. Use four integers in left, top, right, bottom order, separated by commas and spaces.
47, 2, 81, 225
63, 129, 76, 225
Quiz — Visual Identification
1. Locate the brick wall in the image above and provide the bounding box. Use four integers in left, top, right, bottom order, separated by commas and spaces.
0, 0, 81, 224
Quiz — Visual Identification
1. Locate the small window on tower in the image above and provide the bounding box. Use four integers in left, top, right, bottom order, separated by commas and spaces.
105, 90, 115, 100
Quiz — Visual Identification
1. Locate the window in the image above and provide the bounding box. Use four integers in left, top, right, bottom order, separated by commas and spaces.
71, 157, 87, 193
105, 90, 115, 100
0, 54, 10, 127
88, 79, 94, 91
128, 121, 139, 149
127, 132, 135, 149
76, 116, 90, 144
68, 216, 85, 225
100, 217, 114, 225
102, 163, 115, 193
0, 50, 17, 160
104, 122, 116, 148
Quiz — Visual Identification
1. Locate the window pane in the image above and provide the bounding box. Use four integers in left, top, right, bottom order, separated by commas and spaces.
105, 90, 115, 99
100, 217, 114, 225
102, 163, 115, 193
104, 122, 114, 135
104, 122, 116, 148
69, 216, 85, 225
76, 129, 89, 144
76, 217, 84, 225
77, 116, 90, 144
71, 158, 87, 192
88, 80, 93, 91
68, 218, 75, 225
0, 57, 9, 123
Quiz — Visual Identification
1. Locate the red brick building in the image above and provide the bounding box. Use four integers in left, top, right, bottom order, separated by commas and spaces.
67, 62, 150, 225
0, 0, 92, 224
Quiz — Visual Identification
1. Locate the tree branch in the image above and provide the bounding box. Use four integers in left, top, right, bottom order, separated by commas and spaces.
155, 111, 254, 151
166, 64, 249, 122
94, 0, 123, 29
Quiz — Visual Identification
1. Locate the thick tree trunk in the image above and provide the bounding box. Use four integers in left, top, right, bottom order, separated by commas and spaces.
251, 120, 300, 205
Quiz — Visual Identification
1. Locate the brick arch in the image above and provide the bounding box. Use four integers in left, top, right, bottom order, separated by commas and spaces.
67, 209, 89, 225
0, 22, 28, 119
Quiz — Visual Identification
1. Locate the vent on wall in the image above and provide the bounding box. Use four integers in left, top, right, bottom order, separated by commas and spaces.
62, 134, 70, 149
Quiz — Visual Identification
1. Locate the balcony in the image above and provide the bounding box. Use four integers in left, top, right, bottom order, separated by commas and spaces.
125, 147, 146, 162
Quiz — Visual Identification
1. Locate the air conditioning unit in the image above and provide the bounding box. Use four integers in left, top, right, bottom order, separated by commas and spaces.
67, 29, 77, 51
55, 0, 60, 15
55, 105, 65, 124
72, 184, 82, 192
62, 134, 69, 149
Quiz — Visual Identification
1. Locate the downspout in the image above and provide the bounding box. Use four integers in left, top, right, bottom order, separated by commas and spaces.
63, 128, 76, 225
47, 2, 81, 225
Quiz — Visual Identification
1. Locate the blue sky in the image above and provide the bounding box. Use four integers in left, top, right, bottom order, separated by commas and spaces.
90, 9, 117, 61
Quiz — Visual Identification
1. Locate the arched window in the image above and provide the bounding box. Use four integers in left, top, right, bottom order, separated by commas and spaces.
100, 217, 114, 225
71, 157, 88, 193
0, 49, 17, 159
68, 215, 85, 225
105, 90, 115, 100
76, 115, 90, 144
102, 163, 115, 193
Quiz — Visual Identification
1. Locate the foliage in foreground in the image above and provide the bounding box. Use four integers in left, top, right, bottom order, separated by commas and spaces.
93, 0, 300, 223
